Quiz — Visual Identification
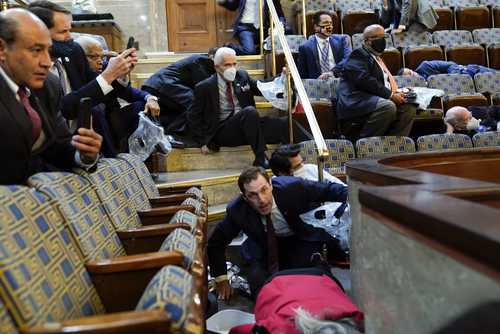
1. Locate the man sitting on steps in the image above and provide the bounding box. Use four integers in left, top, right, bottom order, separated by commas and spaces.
187, 47, 310, 168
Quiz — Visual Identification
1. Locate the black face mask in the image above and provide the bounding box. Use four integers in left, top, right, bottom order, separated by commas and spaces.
370, 37, 386, 54
50, 39, 75, 58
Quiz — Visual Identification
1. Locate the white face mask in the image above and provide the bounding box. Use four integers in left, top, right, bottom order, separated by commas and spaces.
466, 117, 481, 131
223, 67, 237, 82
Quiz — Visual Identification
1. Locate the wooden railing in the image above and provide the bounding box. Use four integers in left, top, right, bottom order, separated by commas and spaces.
266, 0, 329, 180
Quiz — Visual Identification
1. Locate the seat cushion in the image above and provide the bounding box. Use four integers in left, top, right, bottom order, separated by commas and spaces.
472, 131, 500, 147
169, 210, 200, 233
117, 153, 161, 198
160, 229, 198, 269
417, 134, 473, 151
136, 265, 193, 331
356, 136, 416, 158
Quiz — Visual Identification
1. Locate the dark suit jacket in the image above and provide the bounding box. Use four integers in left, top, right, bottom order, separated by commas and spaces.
207, 176, 348, 278
336, 47, 392, 120
142, 54, 215, 95
0, 73, 76, 185
187, 70, 261, 146
220, 0, 286, 36
297, 35, 352, 79
60, 42, 127, 120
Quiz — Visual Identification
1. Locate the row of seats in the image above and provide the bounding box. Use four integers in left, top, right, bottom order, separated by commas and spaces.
302, 72, 500, 121
299, 131, 500, 173
269, 28, 500, 77
0, 154, 208, 333
297, 0, 500, 35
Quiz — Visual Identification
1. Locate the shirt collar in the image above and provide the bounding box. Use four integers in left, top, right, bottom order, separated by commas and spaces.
315, 35, 329, 45
0, 65, 19, 96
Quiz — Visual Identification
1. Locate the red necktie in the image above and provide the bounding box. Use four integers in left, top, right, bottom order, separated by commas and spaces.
226, 82, 235, 111
18, 87, 42, 142
266, 215, 279, 274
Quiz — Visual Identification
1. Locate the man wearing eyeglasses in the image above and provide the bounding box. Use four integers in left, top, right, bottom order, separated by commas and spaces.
207, 166, 347, 301
297, 11, 351, 80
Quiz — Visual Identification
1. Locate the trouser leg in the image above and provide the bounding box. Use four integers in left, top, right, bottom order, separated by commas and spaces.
213, 107, 267, 157
359, 98, 397, 138
387, 103, 416, 136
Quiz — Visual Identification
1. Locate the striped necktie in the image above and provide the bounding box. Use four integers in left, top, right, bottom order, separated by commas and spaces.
320, 39, 330, 73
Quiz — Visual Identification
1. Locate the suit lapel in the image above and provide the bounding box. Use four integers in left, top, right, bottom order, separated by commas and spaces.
0, 76, 33, 152
208, 74, 220, 113
311, 38, 321, 74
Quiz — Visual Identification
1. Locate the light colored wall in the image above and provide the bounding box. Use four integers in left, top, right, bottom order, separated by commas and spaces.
49, 0, 168, 53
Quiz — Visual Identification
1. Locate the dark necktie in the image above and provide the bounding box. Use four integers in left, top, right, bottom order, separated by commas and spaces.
266, 215, 279, 274
226, 81, 235, 111
54, 59, 69, 95
18, 87, 42, 142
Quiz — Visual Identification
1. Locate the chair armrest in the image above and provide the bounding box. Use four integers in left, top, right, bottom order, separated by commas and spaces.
149, 194, 194, 207
86, 251, 184, 312
117, 224, 192, 255
22, 310, 171, 334
86, 251, 183, 274
137, 206, 195, 225
157, 184, 202, 196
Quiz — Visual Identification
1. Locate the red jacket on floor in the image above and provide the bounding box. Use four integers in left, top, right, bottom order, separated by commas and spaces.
230, 274, 364, 334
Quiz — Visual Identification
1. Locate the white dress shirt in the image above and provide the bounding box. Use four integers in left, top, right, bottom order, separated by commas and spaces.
217, 73, 241, 121
241, 0, 260, 28
260, 196, 294, 237
315, 35, 335, 73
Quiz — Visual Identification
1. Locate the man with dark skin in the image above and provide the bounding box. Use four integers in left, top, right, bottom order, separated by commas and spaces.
0, 9, 102, 184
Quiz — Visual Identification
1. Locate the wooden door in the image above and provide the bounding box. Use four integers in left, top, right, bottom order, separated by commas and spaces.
167, 0, 217, 52
215, 2, 238, 47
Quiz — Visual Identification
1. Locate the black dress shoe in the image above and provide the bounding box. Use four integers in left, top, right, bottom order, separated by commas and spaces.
253, 156, 269, 169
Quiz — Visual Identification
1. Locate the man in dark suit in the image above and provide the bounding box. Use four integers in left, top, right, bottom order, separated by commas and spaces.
208, 167, 348, 300
28, 1, 137, 123
217, 0, 288, 55
297, 11, 352, 79
0, 9, 102, 185
400, 60, 498, 80
337, 24, 416, 138
187, 47, 309, 167
142, 51, 216, 134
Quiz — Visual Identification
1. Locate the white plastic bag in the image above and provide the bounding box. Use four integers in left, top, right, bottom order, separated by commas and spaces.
128, 112, 172, 161
257, 73, 288, 111
299, 202, 352, 251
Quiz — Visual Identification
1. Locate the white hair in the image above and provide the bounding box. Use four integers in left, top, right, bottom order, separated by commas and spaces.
213, 47, 236, 66
444, 106, 469, 126
74, 35, 101, 54
295, 308, 361, 334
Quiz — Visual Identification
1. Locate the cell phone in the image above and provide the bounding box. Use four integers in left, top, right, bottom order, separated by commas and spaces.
78, 97, 92, 129
126, 36, 135, 49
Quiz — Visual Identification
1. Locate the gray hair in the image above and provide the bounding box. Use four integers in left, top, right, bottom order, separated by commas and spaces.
74, 35, 102, 54
295, 308, 362, 334
213, 46, 236, 66
444, 106, 469, 127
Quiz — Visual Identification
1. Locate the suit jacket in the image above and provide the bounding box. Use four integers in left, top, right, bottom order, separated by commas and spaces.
219, 0, 286, 36
60, 42, 127, 120
142, 54, 215, 95
187, 70, 261, 146
297, 35, 352, 79
336, 47, 392, 120
0, 73, 76, 185
398, 0, 438, 29
207, 176, 348, 278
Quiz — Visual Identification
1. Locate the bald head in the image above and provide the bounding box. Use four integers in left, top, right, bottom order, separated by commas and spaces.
445, 107, 472, 131
0, 8, 52, 89
0, 8, 49, 45
363, 24, 384, 40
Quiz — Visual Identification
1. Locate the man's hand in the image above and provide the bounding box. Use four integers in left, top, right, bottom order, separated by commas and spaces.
101, 48, 138, 84
392, 26, 405, 34
72, 128, 102, 163
318, 72, 333, 80
201, 145, 212, 154
145, 96, 160, 117
390, 92, 406, 105
215, 279, 233, 302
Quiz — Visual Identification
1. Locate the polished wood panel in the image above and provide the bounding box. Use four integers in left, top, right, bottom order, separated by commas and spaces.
167, 0, 217, 52
215, 2, 238, 46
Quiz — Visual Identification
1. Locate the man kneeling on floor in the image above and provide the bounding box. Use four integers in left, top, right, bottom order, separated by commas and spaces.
208, 166, 348, 301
